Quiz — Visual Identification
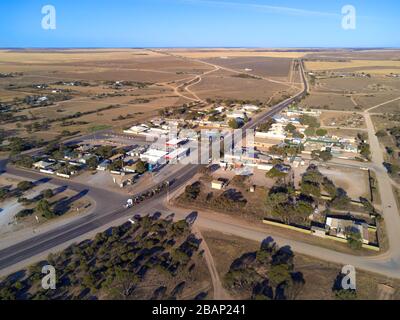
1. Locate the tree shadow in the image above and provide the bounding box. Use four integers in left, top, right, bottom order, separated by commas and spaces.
53, 185, 68, 196
230, 252, 257, 270
194, 291, 208, 300
53, 189, 89, 216
185, 211, 198, 225
272, 245, 294, 266
33, 177, 52, 187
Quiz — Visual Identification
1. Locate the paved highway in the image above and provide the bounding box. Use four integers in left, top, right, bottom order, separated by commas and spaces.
0, 164, 200, 271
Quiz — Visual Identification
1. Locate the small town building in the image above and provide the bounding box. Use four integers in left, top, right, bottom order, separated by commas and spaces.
226, 110, 247, 120
33, 160, 54, 170
166, 138, 187, 148
165, 148, 189, 161
211, 180, 225, 190
326, 216, 369, 244
109, 153, 124, 163
242, 104, 260, 112
97, 160, 110, 171
123, 124, 149, 135
140, 149, 168, 165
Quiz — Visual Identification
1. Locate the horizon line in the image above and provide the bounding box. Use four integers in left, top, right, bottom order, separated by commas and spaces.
1, 46, 400, 50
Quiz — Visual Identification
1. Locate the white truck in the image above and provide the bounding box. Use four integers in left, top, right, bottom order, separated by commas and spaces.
125, 199, 134, 208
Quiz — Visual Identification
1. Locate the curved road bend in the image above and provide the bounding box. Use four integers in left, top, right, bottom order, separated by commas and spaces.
0, 164, 200, 271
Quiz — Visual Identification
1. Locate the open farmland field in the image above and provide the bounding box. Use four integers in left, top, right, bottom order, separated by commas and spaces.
315, 77, 400, 94
320, 110, 366, 128
305, 59, 400, 71
305, 49, 400, 61
370, 99, 400, 114
201, 56, 293, 80
167, 49, 315, 59
371, 114, 400, 133
324, 128, 366, 139
0, 49, 213, 84
189, 68, 294, 103
299, 92, 358, 111
355, 94, 400, 111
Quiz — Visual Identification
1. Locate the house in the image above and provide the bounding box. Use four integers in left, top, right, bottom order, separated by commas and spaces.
122, 159, 143, 173
272, 115, 289, 123
151, 119, 166, 127
242, 104, 260, 112
33, 160, 54, 170
211, 180, 225, 190
326, 216, 369, 244
77, 154, 97, 165
214, 106, 225, 113
226, 110, 246, 120
112, 174, 137, 188
109, 153, 124, 163
127, 146, 147, 157
123, 124, 149, 135
344, 143, 359, 154
76, 144, 92, 153
97, 160, 110, 171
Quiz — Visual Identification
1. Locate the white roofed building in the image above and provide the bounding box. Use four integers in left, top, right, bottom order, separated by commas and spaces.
140, 149, 168, 165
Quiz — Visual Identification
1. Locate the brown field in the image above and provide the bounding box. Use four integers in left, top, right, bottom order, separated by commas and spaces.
299, 93, 358, 111
305, 60, 400, 71
202, 56, 292, 79
0, 49, 213, 84
371, 100, 400, 113
305, 49, 400, 61
167, 49, 312, 59
354, 93, 400, 110
190, 70, 293, 102
188, 69, 292, 102
320, 110, 366, 128
315, 77, 400, 94
347, 68, 400, 76
324, 128, 366, 138
371, 114, 400, 132
203, 230, 400, 300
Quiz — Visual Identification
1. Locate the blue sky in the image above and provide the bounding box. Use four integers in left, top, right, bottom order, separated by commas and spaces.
0, 0, 398, 48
